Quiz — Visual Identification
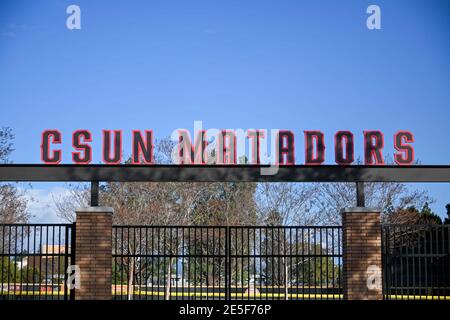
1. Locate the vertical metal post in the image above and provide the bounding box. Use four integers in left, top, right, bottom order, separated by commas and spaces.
64, 226, 69, 300
70, 223, 76, 301
356, 181, 365, 207
91, 181, 99, 207
225, 226, 231, 300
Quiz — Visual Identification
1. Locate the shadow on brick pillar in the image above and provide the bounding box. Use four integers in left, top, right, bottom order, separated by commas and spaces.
341, 207, 382, 300
75, 207, 114, 300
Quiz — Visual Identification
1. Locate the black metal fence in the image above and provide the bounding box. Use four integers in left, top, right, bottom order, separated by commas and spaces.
3, 222, 449, 301
0, 224, 75, 300
383, 224, 450, 300
112, 226, 342, 300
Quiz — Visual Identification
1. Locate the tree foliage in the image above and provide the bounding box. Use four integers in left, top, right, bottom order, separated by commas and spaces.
387, 202, 445, 224
0, 126, 14, 163
444, 204, 450, 225
0, 127, 30, 224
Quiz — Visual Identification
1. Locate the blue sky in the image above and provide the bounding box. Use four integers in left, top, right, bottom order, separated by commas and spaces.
0, 0, 449, 221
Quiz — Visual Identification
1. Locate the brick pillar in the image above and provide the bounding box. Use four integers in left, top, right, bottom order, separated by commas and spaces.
75, 207, 113, 300
341, 207, 382, 300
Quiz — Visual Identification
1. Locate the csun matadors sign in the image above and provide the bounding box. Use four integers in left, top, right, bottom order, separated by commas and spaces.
40, 129, 414, 166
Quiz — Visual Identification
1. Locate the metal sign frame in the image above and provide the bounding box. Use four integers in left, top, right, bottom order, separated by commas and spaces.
1, 164, 449, 207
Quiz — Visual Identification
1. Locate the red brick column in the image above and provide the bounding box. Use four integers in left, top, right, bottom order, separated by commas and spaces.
341, 207, 382, 300
75, 207, 113, 300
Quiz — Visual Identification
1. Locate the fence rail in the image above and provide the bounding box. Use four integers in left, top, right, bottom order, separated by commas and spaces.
0, 224, 75, 300
112, 226, 342, 300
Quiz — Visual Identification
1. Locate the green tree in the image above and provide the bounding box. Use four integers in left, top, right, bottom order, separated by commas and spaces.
0, 256, 16, 282
444, 204, 450, 225
419, 202, 442, 224
19, 266, 41, 283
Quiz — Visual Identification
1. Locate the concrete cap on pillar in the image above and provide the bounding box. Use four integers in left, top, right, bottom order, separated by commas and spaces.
76, 207, 114, 215
340, 207, 380, 214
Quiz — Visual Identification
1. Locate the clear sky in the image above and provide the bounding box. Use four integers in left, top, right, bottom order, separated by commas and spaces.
0, 0, 449, 221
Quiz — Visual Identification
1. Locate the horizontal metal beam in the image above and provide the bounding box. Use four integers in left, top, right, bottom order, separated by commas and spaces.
0, 164, 449, 183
